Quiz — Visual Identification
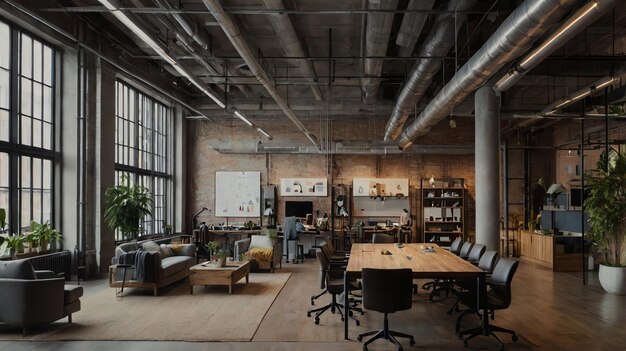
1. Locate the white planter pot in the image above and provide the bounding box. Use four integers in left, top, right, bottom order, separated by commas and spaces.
598, 264, 626, 294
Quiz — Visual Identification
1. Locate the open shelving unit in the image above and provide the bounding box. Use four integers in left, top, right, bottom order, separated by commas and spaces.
421, 178, 465, 247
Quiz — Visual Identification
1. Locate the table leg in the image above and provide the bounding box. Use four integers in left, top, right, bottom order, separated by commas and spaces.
229, 285, 232, 294
190, 285, 193, 295
344, 271, 349, 339
246, 273, 249, 284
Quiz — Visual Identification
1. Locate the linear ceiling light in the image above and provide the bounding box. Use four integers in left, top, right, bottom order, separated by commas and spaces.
233, 110, 253, 126
97, 0, 225, 108
495, 0, 605, 92
256, 127, 273, 140
541, 74, 619, 115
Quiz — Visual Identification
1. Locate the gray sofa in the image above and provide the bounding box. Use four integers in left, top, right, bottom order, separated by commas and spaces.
109, 238, 196, 296
0, 259, 82, 336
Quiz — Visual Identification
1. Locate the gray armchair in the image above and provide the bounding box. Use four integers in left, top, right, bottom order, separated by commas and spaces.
234, 235, 282, 272
0, 259, 82, 336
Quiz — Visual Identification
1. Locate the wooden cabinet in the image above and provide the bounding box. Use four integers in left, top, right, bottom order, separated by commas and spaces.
519, 230, 582, 271
421, 178, 464, 246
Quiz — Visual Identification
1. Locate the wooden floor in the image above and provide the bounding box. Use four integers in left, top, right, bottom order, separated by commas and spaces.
0, 257, 624, 350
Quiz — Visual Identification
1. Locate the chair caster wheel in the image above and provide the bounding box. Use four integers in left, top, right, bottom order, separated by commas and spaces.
362, 346, 367, 351
349, 311, 354, 317
314, 318, 320, 325
463, 340, 468, 347
357, 336, 363, 341
355, 320, 360, 326
307, 313, 311, 317
512, 334, 519, 342
340, 317, 344, 321
410, 339, 415, 346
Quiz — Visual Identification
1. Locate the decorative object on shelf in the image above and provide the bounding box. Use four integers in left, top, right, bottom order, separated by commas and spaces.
429, 175, 435, 188
585, 149, 626, 294
104, 175, 153, 241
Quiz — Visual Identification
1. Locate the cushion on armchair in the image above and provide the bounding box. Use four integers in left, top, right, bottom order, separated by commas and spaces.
247, 247, 274, 262
0, 259, 37, 280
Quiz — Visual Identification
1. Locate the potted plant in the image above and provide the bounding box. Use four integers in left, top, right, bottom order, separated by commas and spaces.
2, 234, 25, 259
104, 175, 152, 241
585, 149, 626, 294
30, 220, 62, 252
163, 223, 172, 236
205, 241, 220, 260
214, 249, 229, 268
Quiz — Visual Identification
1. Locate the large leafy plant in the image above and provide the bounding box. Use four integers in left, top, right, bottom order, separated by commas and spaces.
104, 176, 152, 241
585, 149, 626, 267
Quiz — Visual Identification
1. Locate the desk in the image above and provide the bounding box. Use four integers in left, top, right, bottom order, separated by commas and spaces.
343, 243, 484, 339
193, 229, 262, 251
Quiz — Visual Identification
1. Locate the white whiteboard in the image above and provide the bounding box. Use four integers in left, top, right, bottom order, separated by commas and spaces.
215, 171, 260, 217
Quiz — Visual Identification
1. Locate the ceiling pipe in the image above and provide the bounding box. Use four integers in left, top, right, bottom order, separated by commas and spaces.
97, 0, 225, 107
397, 0, 583, 149
385, 0, 476, 141
495, 0, 615, 92
201, 0, 318, 148
155, 0, 251, 97
361, 0, 398, 104
262, 0, 323, 101
395, 0, 436, 58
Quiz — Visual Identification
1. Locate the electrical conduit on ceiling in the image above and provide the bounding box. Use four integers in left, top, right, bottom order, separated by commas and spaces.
201, 0, 319, 148
384, 0, 476, 141
396, 0, 584, 149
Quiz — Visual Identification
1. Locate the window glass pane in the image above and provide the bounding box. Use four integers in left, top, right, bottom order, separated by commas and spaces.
32, 119, 42, 148
0, 22, 9, 69
32, 190, 42, 223
20, 156, 31, 188
43, 122, 51, 150
20, 77, 32, 116
33, 82, 42, 119
0, 110, 8, 142
33, 41, 42, 82
0, 68, 9, 109
43, 86, 52, 122
42, 159, 51, 189
20, 189, 31, 232
32, 157, 41, 188
20, 115, 31, 146
20, 34, 32, 79
43, 46, 52, 86
42, 190, 51, 224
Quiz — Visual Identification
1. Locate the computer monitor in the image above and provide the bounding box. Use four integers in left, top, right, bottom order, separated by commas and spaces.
285, 201, 313, 218
569, 188, 589, 208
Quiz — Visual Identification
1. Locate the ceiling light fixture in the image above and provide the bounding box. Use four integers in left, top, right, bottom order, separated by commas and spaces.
256, 127, 273, 140
495, 0, 603, 92
97, 0, 225, 108
233, 110, 253, 127
540, 73, 621, 115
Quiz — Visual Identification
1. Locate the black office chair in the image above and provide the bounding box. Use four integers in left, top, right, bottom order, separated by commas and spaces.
465, 243, 486, 265
357, 268, 415, 351
457, 258, 520, 350
324, 238, 350, 259
306, 249, 360, 326
449, 249, 499, 315
371, 233, 394, 243
311, 242, 348, 306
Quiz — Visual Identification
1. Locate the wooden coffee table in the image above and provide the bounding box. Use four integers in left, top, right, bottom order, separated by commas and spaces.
189, 260, 251, 294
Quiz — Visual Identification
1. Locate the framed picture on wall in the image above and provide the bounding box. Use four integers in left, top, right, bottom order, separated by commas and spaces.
280, 178, 328, 196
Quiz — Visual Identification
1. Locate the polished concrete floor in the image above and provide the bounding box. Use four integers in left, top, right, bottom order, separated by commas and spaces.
0, 256, 622, 351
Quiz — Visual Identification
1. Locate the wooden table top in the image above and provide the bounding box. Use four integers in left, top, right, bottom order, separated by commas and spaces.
346, 243, 482, 278
190, 260, 250, 272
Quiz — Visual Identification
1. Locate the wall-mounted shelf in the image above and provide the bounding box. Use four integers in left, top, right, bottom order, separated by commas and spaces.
421, 178, 465, 246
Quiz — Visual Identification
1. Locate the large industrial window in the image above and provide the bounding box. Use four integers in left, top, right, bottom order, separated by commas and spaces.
114, 81, 171, 241
0, 20, 57, 235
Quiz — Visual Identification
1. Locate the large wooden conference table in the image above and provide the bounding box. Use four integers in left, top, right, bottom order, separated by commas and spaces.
343, 243, 484, 339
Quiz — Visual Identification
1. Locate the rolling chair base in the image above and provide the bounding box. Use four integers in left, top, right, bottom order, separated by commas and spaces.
357, 314, 415, 351
306, 295, 361, 326
459, 322, 518, 351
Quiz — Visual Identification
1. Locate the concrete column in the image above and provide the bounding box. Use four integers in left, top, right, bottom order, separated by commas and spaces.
475, 85, 500, 251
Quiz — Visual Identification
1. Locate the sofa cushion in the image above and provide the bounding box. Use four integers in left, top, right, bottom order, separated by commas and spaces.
168, 244, 196, 257
141, 240, 161, 253
0, 259, 37, 280
159, 244, 173, 258
64, 285, 84, 303
161, 256, 193, 277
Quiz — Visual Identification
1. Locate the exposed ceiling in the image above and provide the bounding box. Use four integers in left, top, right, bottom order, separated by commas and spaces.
21, 0, 626, 151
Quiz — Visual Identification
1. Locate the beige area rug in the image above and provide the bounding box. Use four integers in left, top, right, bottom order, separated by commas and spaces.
0, 273, 291, 342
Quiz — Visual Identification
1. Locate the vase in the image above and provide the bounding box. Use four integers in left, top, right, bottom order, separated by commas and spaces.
598, 264, 626, 294
215, 256, 227, 268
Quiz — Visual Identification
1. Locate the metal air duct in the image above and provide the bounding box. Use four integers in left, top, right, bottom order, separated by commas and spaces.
395, 0, 436, 58
262, 0, 323, 101
397, 0, 583, 149
385, 0, 475, 141
361, 0, 398, 104
201, 0, 318, 147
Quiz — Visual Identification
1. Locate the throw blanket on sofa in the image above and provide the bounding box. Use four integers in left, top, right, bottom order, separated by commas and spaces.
246, 247, 274, 262
118, 251, 157, 282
